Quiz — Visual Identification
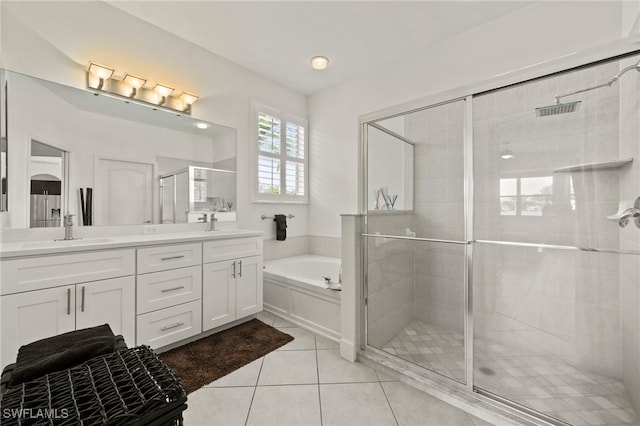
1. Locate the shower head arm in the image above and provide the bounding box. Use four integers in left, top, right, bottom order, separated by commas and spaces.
555, 60, 640, 104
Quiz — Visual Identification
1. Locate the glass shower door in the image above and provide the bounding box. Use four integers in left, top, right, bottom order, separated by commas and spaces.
472, 53, 640, 425
365, 99, 469, 385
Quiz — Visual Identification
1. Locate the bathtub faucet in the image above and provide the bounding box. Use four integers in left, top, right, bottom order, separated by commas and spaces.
322, 275, 342, 291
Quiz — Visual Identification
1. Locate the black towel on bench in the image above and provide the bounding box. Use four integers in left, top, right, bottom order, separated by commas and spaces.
10, 324, 117, 386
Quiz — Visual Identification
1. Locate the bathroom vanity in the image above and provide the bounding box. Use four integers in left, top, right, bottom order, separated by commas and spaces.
0, 230, 263, 368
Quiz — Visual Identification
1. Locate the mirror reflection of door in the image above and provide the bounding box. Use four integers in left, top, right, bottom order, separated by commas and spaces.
29, 140, 65, 228
95, 158, 153, 225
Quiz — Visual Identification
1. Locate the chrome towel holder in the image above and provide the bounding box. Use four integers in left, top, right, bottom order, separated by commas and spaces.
261, 214, 295, 220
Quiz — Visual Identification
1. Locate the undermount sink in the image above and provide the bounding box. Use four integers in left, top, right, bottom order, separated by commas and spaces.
21, 238, 114, 249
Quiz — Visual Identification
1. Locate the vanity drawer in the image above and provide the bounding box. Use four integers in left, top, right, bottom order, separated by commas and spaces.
203, 237, 262, 263
137, 243, 202, 274
0, 249, 135, 295
137, 266, 202, 314
136, 300, 202, 349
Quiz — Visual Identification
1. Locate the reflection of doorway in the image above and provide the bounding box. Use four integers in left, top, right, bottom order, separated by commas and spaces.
95, 158, 153, 225
30, 140, 65, 228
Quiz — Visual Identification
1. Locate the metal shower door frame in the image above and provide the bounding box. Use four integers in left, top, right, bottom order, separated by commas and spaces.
358, 34, 640, 412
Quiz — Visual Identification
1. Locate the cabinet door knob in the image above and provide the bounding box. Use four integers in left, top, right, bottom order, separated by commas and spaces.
238, 260, 243, 277
232, 260, 236, 278
67, 288, 71, 315
81, 286, 85, 312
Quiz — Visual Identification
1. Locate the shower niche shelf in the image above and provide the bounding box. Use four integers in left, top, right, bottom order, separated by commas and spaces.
553, 158, 633, 173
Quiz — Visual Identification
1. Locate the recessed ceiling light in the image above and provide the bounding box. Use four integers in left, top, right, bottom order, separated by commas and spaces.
310, 56, 329, 70
195, 122, 209, 129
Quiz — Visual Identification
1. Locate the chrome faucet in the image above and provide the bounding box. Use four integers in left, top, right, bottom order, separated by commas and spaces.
619, 196, 640, 229
322, 275, 342, 291
208, 212, 218, 231
198, 213, 208, 223
63, 214, 75, 240
619, 208, 640, 228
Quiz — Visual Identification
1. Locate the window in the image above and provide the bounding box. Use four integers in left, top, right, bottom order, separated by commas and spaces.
252, 102, 308, 203
500, 176, 553, 216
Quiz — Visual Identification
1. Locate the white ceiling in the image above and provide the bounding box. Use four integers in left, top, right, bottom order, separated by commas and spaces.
108, 1, 534, 95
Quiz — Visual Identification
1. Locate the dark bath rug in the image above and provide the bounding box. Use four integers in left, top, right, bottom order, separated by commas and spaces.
159, 318, 293, 394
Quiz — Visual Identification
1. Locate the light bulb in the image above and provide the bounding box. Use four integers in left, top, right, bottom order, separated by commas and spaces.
310, 56, 329, 70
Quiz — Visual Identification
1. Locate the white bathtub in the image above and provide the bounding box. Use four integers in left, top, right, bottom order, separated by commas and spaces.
263, 255, 341, 341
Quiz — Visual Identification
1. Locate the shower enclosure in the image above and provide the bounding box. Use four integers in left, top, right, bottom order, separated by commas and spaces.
362, 49, 640, 425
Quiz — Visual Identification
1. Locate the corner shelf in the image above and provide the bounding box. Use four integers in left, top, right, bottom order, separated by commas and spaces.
553, 158, 633, 173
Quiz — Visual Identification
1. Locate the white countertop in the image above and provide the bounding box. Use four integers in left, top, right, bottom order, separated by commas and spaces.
0, 229, 263, 259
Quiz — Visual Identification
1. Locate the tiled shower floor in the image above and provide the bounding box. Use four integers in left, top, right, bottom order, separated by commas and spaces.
382, 321, 638, 426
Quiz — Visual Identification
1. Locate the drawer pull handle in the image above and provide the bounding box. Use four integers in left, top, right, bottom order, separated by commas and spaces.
239, 260, 243, 277
161, 255, 185, 261
66, 288, 71, 315
232, 260, 236, 278
161, 286, 185, 293
161, 322, 185, 331
81, 286, 85, 312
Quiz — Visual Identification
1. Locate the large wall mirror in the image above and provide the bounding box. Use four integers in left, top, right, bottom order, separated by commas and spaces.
2, 70, 236, 229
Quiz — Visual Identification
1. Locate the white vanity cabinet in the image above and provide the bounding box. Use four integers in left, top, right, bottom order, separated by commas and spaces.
0, 231, 264, 365
0, 250, 136, 366
135, 243, 203, 349
202, 238, 263, 331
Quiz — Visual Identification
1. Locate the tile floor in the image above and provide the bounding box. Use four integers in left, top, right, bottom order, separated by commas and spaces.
183, 311, 492, 426
382, 320, 639, 426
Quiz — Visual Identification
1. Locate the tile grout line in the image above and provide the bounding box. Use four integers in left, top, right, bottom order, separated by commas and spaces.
244, 356, 265, 426
378, 381, 400, 426
315, 336, 324, 426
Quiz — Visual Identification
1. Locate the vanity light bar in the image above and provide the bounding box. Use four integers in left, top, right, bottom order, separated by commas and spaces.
87, 62, 198, 114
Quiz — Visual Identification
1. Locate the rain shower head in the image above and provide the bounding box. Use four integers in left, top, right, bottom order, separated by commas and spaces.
536, 58, 639, 118
535, 100, 581, 117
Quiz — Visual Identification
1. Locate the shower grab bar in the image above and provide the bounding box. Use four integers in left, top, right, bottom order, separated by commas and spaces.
475, 239, 640, 256
361, 233, 471, 245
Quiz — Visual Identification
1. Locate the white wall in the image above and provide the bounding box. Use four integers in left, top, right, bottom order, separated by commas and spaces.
308, 1, 626, 237
1, 1, 309, 238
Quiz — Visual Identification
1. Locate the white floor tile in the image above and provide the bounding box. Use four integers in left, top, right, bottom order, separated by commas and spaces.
206, 357, 264, 388
317, 349, 379, 383
376, 369, 400, 382
246, 385, 321, 426
382, 381, 476, 426
276, 327, 317, 351
273, 316, 297, 328
258, 350, 318, 385
315, 335, 340, 350
320, 382, 397, 426
257, 310, 276, 326
183, 386, 254, 426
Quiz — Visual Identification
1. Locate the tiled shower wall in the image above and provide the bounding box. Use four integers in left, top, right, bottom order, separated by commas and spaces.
366, 213, 415, 348
472, 59, 626, 378
619, 55, 640, 416
404, 101, 466, 333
